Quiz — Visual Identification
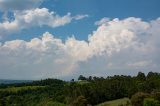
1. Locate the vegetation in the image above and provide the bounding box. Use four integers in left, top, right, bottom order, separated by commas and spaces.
0, 71, 160, 106
0, 86, 45, 92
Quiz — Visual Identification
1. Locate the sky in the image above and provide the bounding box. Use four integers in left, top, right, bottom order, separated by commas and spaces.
0, 0, 160, 80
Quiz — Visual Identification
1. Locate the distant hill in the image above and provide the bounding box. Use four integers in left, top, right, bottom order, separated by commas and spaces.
0, 79, 33, 84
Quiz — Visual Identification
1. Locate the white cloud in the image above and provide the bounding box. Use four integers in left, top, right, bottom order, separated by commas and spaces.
0, 32, 76, 79
0, 0, 43, 11
0, 8, 88, 37
0, 17, 160, 79
74, 14, 89, 20
88, 25, 135, 56
95, 17, 110, 26
15, 8, 73, 28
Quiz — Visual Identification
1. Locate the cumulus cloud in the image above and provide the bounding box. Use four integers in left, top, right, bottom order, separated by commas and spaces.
0, 32, 76, 79
0, 0, 43, 11
0, 17, 160, 79
0, 8, 88, 37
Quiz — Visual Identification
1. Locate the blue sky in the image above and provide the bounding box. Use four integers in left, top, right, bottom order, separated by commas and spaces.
41, 0, 160, 40
0, 0, 160, 80
1, 0, 160, 41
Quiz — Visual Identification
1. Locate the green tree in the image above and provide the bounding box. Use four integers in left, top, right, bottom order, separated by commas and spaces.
137, 72, 146, 81
78, 75, 86, 81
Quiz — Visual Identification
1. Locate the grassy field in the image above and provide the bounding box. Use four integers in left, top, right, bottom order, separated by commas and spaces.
0, 86, 45, 92
97, 98, 131, 106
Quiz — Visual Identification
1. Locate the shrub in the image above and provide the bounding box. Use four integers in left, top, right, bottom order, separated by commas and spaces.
143, 98, 160, 106
154, 92, 160, 101
70, 96, 90, 106
131, 92, 149, 106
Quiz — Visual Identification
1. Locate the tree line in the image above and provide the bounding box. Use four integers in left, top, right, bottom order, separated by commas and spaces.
0, 71, 160, 106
